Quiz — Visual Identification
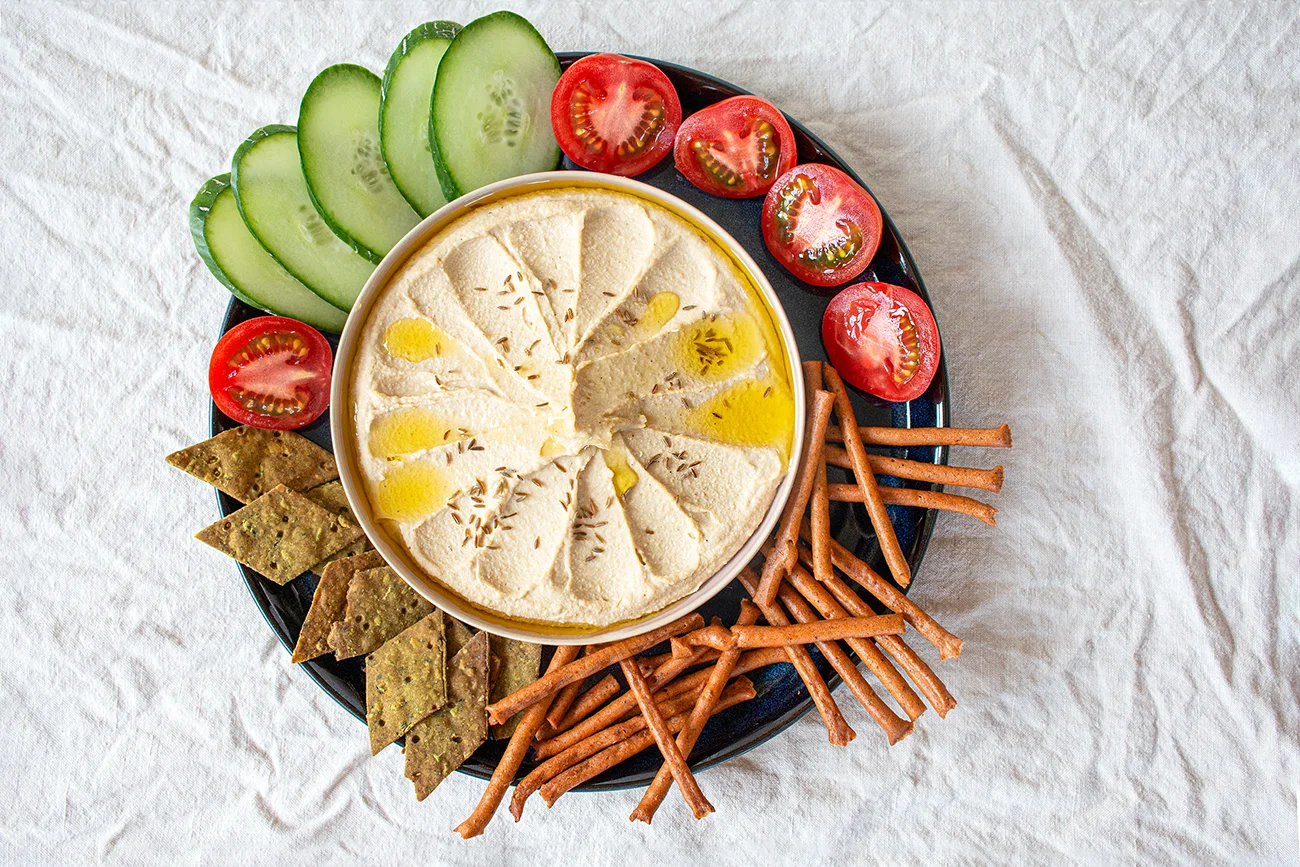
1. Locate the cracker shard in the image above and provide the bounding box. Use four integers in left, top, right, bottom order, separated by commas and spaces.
292, 550, 385, 663
488, 636, 542, 740
366, 611, 448, 755
328, 566, 434, 660
444, 617, 477, 659
167, 426, 337, 503
194, 484, 362, 585
404, 631, 489, 801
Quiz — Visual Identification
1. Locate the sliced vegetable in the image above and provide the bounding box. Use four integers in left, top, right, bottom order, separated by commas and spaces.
231, 126, 375, 311
550, 53, 681, 177
674, 95, 796, 198
760, 163, 882, 287
430, 11, 562, 198
209, 316, 333, 429
822, 282, 941, 402
299, 64, 422, 262
380, 21, 462, 217
189, 175, 348, 333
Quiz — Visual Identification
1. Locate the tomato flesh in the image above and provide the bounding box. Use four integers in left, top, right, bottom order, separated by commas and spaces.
674, 95, 797, 198
209, 316, 332, 430
551, 54, 681, 176
761, 163, 882, 286
822, 282, 941, 403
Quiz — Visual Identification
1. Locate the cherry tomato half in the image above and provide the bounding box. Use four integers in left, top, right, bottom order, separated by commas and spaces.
673, 96, 798, 198
208, 316, 333, 430
822, 282, 941, 403
551, 53, 682, 177
761, 163, 882, 286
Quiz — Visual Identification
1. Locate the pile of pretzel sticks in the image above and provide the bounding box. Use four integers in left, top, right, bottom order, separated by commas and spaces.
453, 361, 1011, 836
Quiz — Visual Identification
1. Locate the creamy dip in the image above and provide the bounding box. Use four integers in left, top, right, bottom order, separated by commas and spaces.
352, 187, 795, 626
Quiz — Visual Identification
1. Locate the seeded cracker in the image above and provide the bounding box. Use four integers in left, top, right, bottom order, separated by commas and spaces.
488, 636, 542, 739
292, 550, 385, 663
194, 485, 362, 585
366, 611, 448, 755
328, 566, 434, 660
166, 426, 337, 503
445, 617, 477, 658
404, 631, 489, 801
302, 481, 370, 575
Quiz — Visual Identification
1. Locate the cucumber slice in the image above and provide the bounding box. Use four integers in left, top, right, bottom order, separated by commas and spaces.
430, 11, 562, 199
380, 21, 461, 217
190, 175, 348, 333
231, 125, 375, 311
299, 64, 421, 262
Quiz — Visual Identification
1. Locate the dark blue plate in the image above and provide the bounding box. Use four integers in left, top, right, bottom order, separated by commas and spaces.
211, 53, 949, 790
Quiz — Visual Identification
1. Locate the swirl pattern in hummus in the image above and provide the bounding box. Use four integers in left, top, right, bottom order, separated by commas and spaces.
352, 188, 795, 626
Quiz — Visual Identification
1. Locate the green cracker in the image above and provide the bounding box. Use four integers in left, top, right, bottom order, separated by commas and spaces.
195, 485, 363, 585
309, 538, 372, 577
488, 636, 542, 740
328, 566, 434, 660
403, 631, 489, 801
167, 426, 337, 503
445, 616, 477, 659
292, 550, 385, 663
366, 611, 447, 755
302, 480, 354, 518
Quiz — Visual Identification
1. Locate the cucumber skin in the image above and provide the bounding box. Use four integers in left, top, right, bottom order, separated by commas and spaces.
380, 21, 461, 216
298, 64, 388, 265
430, 10, 562, 201
189, 174, 348, 333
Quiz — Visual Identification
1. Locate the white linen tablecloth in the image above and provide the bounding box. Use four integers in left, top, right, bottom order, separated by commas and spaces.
1, 2, 1296, 863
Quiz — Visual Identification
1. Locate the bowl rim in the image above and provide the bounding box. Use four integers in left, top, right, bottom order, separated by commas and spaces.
330, 170, 806, 644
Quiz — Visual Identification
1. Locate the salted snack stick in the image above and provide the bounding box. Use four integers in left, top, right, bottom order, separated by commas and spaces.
804, 519, 963, 660
454, 645, 581, 839
755, 389, 837, 606
875, 633, 957, 717
536, 673, 621, 741
538, 682, 757, 808
619, 658, 715, 818
822, 365, 912, 589
681, 623, 737, 652
486, 613, 704, 726
544, 646, 595, 730
826, 422, 1012, 449
732, 614, 904, 648
826, 483, 998, 526
786, 559, 927, 721
775, 582, 912, 744
802, 362, 835, 584
823, 448, 1004, 494
737, 569, 855, 746
631, 597, 763, 824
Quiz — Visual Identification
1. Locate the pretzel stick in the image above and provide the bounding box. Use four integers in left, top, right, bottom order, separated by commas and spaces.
822, 366, 912, 588
511, 679, 752, 821
547, 674, 622, 736
775, 582, 912, 744
800, 361, 836, 585
543, 646, 596, 730
533, 649, 711, 760
631, 599, 763, 823
682, 623, 737, 651
454, 644, 580, 839
755, 389, 836, 606
827, 423, 1012, 449
827, 483, 998, 525
824, 448, 1004, 494
785, 560, 927, 721
486, 613, 704, 725
733, 614, 904, 648
738, 569, 855, 745
538, 682, 757, 808
619, 658, 714, 818
875, 633, 957, 717
804, 519, 963, 659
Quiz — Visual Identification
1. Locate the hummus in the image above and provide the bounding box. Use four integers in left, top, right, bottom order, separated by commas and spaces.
352, 188, 795, 626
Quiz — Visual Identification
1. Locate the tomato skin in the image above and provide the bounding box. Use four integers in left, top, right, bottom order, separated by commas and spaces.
208, 316, 333, 430
822, 282, 941, 403
550, 54, 682, 177
761, 163, 882, 287
674, 96, 798, 198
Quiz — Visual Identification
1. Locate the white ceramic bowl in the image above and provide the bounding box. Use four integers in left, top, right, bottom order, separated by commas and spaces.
331, 171, 805, 644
